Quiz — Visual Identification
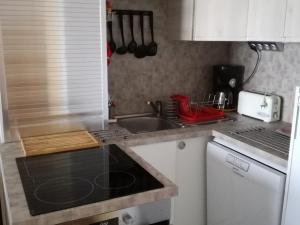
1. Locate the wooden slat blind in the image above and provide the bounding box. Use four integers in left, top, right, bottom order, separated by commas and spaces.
0, 0, 107, 140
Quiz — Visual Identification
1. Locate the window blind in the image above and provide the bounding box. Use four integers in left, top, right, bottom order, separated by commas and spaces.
0, 0, 108, 141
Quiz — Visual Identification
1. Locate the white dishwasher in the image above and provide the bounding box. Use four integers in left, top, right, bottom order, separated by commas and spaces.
207, 141, 286, 225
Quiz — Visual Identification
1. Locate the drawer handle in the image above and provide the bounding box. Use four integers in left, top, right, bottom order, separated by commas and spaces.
178, 141, 186, 150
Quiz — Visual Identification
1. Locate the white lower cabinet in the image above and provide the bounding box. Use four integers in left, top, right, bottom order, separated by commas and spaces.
174, 137, 210, 225
131, 136, 211, 225
131, 141, 177, 183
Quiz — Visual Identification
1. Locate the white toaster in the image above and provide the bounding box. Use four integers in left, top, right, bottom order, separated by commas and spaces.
237, 91, 282, 122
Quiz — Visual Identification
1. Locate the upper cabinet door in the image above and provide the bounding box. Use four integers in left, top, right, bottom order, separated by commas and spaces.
247, 0, 287, 41
193, 0, 249, 41
284, 0, 300, 42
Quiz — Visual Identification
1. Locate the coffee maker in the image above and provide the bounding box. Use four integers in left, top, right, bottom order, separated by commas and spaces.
213, 65, 244, 111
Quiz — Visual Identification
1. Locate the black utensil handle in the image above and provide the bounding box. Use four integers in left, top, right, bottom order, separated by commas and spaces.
149, 12, 154, 41
108, 21, 114, 42
140, 12, 145, 45
118, 12, 126, 45
129, 12, 135, 41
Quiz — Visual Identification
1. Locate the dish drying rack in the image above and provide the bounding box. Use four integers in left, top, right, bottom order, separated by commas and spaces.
165, 94, 231, 125
189, 93, 226, 110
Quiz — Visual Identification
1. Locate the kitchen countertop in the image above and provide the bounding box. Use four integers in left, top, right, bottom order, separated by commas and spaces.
212, 116, 290, 173
0, 113, 291, 225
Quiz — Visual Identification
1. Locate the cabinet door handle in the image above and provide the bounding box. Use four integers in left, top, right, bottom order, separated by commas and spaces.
178, 141, 186, 150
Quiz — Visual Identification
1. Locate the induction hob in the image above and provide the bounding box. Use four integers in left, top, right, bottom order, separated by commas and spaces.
16, 144, 164, 216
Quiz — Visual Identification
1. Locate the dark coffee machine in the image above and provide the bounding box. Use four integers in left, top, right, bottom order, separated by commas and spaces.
213, 65, 244, 111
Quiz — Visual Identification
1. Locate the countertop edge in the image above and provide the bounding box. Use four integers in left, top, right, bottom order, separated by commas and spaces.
0, 141, 178, 225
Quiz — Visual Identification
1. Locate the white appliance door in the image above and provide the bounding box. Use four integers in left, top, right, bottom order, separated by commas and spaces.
207, 142, 286, 225
282, 87, 300, 225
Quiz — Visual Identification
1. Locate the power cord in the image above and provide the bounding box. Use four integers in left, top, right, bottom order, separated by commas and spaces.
243, 46, 262, 85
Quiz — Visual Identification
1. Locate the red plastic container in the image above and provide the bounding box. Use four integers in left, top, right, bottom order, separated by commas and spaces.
171, 95, 225, 123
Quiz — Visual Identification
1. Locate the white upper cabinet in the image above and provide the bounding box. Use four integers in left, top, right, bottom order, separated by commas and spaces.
193, 0, 249, 41
247, 0, 287, 41
284, 0, 300, 42
169, 0, 293, 42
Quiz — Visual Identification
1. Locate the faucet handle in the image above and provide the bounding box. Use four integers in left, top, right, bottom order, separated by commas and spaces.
155, 100, 162, 106
156, 101, 162, 117
147, 100, 163, 117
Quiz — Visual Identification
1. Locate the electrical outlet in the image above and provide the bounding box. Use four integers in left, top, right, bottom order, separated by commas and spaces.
248, 42, 284, 52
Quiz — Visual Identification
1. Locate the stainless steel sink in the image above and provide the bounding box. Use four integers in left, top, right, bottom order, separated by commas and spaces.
118, 116, 181, 134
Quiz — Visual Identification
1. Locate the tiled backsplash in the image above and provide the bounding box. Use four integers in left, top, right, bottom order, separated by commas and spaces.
229, 43, 300, 123
108, 0, 229, 116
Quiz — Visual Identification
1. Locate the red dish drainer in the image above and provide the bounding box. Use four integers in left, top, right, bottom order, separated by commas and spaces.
171, 95, 225, 123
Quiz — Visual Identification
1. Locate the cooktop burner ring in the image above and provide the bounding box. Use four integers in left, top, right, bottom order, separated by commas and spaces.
94, 171, 136, 190
33, 177, 95, 205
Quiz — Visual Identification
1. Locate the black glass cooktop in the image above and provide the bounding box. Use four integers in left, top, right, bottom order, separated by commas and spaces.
16, 144, 164, 216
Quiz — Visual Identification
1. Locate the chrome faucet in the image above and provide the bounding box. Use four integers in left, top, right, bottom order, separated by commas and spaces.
147, 100, 163, 117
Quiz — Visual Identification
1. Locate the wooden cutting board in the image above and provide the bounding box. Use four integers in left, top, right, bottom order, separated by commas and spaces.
21, 131, 100, 156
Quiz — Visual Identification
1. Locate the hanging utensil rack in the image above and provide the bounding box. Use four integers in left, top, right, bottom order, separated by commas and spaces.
112, 10, 152, 16
107, 10, 156, 58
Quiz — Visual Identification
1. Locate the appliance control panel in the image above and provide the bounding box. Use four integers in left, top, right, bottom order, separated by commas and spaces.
88, 199, 170, 225
226, 154, 250, 172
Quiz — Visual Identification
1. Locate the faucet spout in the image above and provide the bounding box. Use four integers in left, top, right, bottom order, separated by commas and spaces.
147, 100, 163, 117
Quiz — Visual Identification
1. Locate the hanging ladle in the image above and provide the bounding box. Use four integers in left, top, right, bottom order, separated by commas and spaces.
116, 12, 127, 55
128, 12, 138, 54
147, 12, 157, 56
107, 19, 116, 53
134, 12, 147, 58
